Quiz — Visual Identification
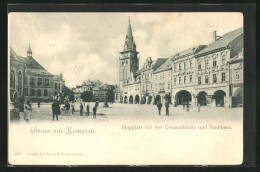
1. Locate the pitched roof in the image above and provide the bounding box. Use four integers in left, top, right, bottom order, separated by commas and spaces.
172, 45, 207, 60
195, 27, 243, 57
229, 49, 243, 64
10, 47, 53, 75
152, 58, 168, 70
26, 68, 52, 75
10, 47, 26, 63
153, 57, 172, 74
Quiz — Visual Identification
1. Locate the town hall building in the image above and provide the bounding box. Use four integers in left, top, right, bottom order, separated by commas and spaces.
114, 19, 243, 108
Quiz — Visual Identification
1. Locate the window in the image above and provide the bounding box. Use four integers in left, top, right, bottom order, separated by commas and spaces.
30, 89, 35, 96
155, 84, 158, 91
198, 77, 201, 85
179, 63, 182, 71
159, 83, 165, 91
179, 77, 181, 84
151, 84, 153, 90
222, 73, 226, 82
184, 62, 187, 70
174, 78, 176, 85
44, 89, 48, 96
58, 83, 60, 90
24, 88, 28, 96
37, 78, 42, 86
30, 77, 35, 86
198, 61, 201, 69
213, 58, 217, 67
190, 60, 192, 68
189, 75, 192, 83
222, 55, 226, 64
143, 84, 145, 91
167, 82, 170, 90
205, 75, 209, 83
174, 64, 177, 72
184, 76, 187, 84
45, 79, 49, 86
213, 74, 217, 83
37, 89, 41, 97
10, 70, 15, 88
235, 71, 240, 80
55, 83, 58, 90
205, 59, 209, 69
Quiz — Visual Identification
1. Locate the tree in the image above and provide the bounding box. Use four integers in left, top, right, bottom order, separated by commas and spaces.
106, 89, 114, 103
62, 86, 75, 102
80, 91, 93, 102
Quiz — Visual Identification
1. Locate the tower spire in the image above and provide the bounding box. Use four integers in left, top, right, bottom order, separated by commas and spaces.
27, 43, 32, 57
123, 18, 136, 51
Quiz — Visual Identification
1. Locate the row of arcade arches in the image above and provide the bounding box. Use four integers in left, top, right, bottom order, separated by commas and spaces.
120, 89, 228, 107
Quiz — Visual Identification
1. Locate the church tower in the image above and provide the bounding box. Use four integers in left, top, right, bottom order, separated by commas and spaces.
27, 44, 32, 57
119, 18, 139, 89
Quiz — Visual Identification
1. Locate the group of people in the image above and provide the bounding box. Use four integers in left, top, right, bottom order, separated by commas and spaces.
79, 101, 99, 118
156, 100, 170, 116
51, 100, 100, 121
10, 98, 33, 122
156, 100, 203, 116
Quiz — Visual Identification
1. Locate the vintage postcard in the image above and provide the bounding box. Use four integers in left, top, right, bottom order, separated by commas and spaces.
8, 12, 243, 165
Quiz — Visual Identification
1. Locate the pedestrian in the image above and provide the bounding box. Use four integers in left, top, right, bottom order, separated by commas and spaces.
197, 102, 201, 112
165, 101, 169, 116
157, 101, 162, 116
18, 98, 25, 120
80, 103, 83, 116
186, 101, 190, 112
10, 102, 20, 122
65, 101, 70, 115
86, 104, 90, 116
93, 106, 97, 118
38, 101, 40, 108
24, 100, 32, 122
95, 101, 99, 108
52, 99, 60, 121
71, 102, 75, 114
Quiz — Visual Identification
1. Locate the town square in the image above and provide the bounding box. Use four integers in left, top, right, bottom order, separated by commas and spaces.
7, 12, 245, 166
9, 13, 243, 123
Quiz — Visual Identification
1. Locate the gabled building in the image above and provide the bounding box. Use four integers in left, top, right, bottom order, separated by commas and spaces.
10, 46, 65, 102
194, 28, 243, 107
115, 19, 243, 108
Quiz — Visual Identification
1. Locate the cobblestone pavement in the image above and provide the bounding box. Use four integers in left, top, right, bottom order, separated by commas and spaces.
15, 102, 243, 124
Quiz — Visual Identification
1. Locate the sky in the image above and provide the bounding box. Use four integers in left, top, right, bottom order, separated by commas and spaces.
8, 12, 243, 88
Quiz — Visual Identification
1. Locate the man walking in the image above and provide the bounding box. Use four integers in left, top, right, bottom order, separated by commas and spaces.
157, 101, 162, 116
165, 100, 169, 116
86, 104, 90, 116
52, 99, 60, 121
93, 105, 97, 118
80, 103, 83, 116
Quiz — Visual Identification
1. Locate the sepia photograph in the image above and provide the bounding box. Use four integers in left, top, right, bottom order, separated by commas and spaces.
8, 12, 244, 165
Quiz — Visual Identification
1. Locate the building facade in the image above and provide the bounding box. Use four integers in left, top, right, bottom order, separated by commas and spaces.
10, 46, 65, 102
115, 19, 243, 108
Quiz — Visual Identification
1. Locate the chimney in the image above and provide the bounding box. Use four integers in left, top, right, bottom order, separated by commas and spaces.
212, 31, 217, 43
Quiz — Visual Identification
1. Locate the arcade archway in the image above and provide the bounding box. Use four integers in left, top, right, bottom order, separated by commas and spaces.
232, 88, 243, 107
197, 91, 207, 106
141, 96, 146, 104
147, 96, 152, 104
213, 90, 226, 107
175, 90, 192, 105
135, 95, 140, 104
129, 95, 134, 104
124, 96, 128, 104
